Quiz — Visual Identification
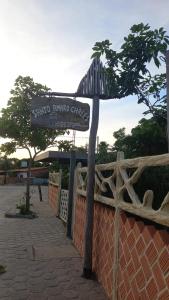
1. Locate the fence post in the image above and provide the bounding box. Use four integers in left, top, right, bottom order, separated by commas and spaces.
71, 162, 81, 239
67, 150, 76, 238
57, 169, 62, 217
38, 185, 42, 202
112, 151, 124, 300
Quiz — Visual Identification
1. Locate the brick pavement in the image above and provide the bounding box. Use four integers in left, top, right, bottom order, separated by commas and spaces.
0, 185, 108, 300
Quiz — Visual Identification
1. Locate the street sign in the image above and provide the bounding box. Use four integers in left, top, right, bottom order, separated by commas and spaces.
31, 97, 90, 131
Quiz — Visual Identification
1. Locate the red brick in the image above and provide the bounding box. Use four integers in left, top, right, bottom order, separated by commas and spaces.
123, 269, 131, 292
136, 236, 146, 255
120, 254, 127, 270
127, 259, 135, 279
131, 247, 140, 271
153, 263, 166, 291
135, 267, 146, 290
166, 272, 169, 287
106, 275, 113, 298
154, 230, 167, 253
140, 255, 151, 281
129, 217, 135, 228
120, 211, 127, 224
159, 248, 169, 275
127, 231, 136, 250
160, 230, 169, 246
133, 222, 140, 238
123, 241, 131, 262
136, 221, 144, 233
125, 218, 135, 232
146, 277, 158, 299
126, 290, 135, 300
121, 226, 127, 243
142, 225, 156, 245
130, 278, 139, 298
145, 241, 158, 265
139, 289, 148, 300
159, 289, 169, 300
118, 281, 127, 300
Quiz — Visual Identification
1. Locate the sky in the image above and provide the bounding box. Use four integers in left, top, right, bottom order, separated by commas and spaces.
0, 0, 169, 158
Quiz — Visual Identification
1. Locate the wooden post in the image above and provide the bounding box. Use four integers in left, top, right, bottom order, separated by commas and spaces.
166, 50, 169, 151
67, 150, 76, 238
26, 160, 31, 212
38, 185, 42, 202
83, 96, 100, 278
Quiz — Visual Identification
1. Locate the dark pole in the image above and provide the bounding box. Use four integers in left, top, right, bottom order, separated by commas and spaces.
83, 96, 100, 278
166, 50, 169, 151
38, 185, 42, 202
67, 150, 76, 238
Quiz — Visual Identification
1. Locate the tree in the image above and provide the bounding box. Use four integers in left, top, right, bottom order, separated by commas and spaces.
92, 23, 169, 119
112, 117, 169, 210
57, 140, 73, 152
0, 76, 65, 211
113, 116, 167, 158
0, 156, 20, 170
73, 145, 88, 153
96, 141, 115, 163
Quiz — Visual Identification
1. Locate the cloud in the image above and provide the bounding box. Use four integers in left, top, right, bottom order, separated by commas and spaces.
0, 0, 168, 157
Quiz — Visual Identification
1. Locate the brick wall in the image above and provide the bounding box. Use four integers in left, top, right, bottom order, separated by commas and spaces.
73, 196, 169, 299
48, 184, 60, 216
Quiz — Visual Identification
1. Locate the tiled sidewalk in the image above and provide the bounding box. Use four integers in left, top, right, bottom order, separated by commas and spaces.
0, 185, 108, 300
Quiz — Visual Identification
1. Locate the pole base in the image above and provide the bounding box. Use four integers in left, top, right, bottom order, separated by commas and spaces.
82, 268, 96, 280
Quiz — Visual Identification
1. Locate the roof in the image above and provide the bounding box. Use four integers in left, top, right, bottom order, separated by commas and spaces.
35, 151, 87, 165
0, 167, 48, 173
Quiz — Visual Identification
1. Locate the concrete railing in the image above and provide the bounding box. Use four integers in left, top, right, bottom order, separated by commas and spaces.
76, 152, 169, 227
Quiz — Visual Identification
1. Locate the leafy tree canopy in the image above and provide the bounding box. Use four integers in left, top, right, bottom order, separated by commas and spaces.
96, 141, 115, 164
112, 116, 167, 158
57, 140, 73, 152
0, 156, 20, 170
92, 23, 169, 118
0, 76, 65, 161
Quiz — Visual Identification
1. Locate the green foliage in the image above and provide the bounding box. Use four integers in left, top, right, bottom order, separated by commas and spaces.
134, 166, 169, 210
0, 156, 20, 170
16, 194, 34, 215
113, 116, 167, 158
0, 76, 65, 160
96, 141, 115, 164
72, 145, 88, 153
92, 23, 169, 117
57, 140, 73, 152
0, 76, 66, 212
16, 203, 30, 215
110, 116, 168, 209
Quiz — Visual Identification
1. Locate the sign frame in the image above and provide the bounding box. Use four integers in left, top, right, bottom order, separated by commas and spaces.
31, 96, 90, 132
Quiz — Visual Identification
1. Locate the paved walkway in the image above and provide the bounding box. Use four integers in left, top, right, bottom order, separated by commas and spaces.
0, 185, 108, 300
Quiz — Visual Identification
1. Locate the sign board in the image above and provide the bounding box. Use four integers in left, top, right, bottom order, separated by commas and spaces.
31, 97, 90, 131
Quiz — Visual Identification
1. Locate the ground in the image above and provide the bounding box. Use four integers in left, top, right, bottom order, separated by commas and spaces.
0, 185, 108, 300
